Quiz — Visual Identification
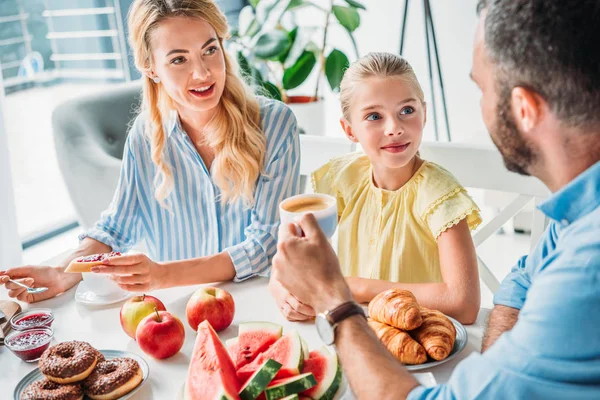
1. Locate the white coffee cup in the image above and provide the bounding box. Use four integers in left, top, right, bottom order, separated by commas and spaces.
82, 272, 123, 297
279, 193, 338, 238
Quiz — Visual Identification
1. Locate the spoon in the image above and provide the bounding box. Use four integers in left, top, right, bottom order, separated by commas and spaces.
7, 279, 48, 294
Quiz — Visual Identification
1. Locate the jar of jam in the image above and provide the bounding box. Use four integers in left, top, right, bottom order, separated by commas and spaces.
10, 308, 55, 331
5, 327, 54, 362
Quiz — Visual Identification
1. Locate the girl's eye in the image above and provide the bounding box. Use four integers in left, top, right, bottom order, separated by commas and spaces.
205, 46, 219, 56
171, 56, 185, 65
366, 113, 382, 121
400, 106, 415, 115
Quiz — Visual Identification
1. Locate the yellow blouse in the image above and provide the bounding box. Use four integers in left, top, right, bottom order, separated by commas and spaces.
312, 152, 481, 283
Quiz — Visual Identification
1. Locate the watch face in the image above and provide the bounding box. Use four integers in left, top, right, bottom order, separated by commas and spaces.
316, 314, 335, 345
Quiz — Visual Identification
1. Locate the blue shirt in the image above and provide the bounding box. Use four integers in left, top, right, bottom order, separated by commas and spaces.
81, 97, 300, 281
409, 161, 600, 399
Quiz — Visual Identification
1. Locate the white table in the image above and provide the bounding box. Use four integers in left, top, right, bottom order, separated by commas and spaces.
0, 278, 490, 398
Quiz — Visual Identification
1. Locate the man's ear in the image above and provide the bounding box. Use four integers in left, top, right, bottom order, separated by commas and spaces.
340, 118, 359, 143
511, 87, 545, 135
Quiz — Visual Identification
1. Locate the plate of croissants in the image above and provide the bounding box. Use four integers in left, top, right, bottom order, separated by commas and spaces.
367, 289, 467, 371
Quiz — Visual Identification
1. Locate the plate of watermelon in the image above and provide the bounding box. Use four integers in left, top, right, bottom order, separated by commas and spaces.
180, 321, 347, 400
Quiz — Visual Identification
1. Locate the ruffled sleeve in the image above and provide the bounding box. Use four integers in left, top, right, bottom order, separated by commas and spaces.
311, 152, 371, 218
417, 163, 482, 240
311, 160, 346, 218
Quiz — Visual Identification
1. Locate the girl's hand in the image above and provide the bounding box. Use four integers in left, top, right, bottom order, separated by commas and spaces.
346, 276, 368, 304
268, 275, 316, 322
91, 253, 166, 292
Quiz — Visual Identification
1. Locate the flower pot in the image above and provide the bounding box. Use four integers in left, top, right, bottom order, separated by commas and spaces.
287, 96, 326, 136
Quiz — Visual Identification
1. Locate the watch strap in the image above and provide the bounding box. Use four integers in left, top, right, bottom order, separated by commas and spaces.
327, 301, 366, 326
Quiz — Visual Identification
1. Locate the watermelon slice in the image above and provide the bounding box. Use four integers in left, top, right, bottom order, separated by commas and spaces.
237, 331, 304, 382
300, 338, 309, 361
280, 396, 300, 400
264, 373, 317, 400
301, 347, 342, 400
234, 322, 283, 369
226, 337, 239, 360
185, 321, 241, 400
239, 359, 282, 400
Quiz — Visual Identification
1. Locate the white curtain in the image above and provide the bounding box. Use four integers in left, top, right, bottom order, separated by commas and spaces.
0, 67, 22, 268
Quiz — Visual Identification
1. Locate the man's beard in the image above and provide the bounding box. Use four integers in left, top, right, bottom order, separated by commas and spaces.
490, 88, 536, 176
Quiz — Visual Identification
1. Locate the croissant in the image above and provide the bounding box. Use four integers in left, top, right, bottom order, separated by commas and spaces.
368, 319, 428, 365
368, 289, 422, 330
409, 308, 456, 361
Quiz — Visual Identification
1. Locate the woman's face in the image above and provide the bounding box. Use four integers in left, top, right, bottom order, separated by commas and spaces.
149, 16, 226, 115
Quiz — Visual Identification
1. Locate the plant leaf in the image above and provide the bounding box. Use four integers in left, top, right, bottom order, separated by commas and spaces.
325, 49, 349, 92
262, 81, 282, 101
254, 30, 291, 59
250, 0, 260, 8
343, 0, 366, 10
237, 51, 252, 78
283, 51, 317, 90
286, 0, 309, 10
278, 27, 298, 64
332, 5, 360, 32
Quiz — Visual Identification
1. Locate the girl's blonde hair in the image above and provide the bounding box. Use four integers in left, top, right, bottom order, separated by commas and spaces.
339, 52, 425, 121
128, 0, 265, 207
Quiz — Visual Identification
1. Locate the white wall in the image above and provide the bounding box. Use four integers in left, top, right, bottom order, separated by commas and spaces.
293, 0, 491, 146
0, 68, 22, 268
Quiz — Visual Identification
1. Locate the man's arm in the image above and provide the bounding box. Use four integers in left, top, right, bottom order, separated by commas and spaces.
335, 315, 419, 400
481, 305, 519, 352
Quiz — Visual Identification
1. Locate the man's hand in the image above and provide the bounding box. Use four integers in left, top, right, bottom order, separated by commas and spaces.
269, 277, 315, 321
482, 304, 520, 352
272, 214, 352, 314
0, 266, 81, 303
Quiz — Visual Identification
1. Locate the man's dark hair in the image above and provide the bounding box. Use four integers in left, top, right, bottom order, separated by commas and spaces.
477, 0, 600, 128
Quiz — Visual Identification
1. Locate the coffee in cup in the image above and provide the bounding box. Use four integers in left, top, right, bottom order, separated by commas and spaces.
279, 194, 338, 238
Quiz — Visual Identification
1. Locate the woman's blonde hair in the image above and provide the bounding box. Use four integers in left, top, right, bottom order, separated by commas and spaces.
128, 0, 265, 207
339, 52, 425, 121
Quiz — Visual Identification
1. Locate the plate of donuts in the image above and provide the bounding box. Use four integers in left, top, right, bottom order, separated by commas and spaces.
13, 343, 149, 400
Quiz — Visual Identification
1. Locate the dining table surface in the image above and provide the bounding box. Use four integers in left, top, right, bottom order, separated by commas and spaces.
0, 276, 491, 399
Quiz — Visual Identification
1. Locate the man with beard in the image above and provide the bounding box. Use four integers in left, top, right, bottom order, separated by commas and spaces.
270, 0, 600, 399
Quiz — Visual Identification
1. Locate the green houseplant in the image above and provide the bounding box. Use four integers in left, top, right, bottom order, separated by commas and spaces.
230, 0, 366, 134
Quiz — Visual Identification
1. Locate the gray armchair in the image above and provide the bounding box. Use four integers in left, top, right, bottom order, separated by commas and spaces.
53, 81, 142, 229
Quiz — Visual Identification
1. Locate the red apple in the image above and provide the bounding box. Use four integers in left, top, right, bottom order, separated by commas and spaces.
136, 309, 185, 359
120, 294, 166, 339
186, 287, 235, 332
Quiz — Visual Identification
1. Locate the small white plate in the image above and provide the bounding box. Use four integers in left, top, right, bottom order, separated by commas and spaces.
404, 316, 468, 371
13, 349, 149, 400
75, 281, 130, 306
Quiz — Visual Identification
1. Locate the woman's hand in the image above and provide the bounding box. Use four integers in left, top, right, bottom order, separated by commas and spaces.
91, 253, 167, 292
268, 275, 316, 322
346, 276, 369, 304
0, 266, 81, 303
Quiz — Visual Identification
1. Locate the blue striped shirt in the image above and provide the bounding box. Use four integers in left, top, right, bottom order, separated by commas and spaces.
80, 97, 301, 281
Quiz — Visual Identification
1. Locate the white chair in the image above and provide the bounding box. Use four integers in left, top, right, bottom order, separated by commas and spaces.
419, 141, 550, 293
299, 135, 357, 193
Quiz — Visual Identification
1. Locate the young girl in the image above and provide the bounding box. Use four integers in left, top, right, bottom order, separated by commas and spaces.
314, 52, 481, 324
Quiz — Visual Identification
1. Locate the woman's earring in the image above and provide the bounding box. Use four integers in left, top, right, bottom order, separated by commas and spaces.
152, 76, 161, 84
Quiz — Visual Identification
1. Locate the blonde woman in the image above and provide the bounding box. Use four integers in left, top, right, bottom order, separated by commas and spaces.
0, 0, 300, 302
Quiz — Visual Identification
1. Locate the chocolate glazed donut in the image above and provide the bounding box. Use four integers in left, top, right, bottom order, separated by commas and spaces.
20, 379, 83, 400
39, 341, 99, 384
83, 357, 143, 400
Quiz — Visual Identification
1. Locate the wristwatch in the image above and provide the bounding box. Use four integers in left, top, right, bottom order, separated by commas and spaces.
316, 301, 366, 345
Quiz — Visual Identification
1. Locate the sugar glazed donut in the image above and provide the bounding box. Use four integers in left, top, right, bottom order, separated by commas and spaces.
39, 341, 99, 384
83, 357, 143, 400
20, 379, 83, 400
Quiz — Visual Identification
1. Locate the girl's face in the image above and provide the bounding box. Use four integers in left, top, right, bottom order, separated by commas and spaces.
341, 76, 426, 171
149, 16, 226, 115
